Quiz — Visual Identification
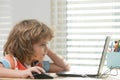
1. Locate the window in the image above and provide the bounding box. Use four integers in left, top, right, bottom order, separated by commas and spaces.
51, 0, 120, 69
0, 0, 12, 56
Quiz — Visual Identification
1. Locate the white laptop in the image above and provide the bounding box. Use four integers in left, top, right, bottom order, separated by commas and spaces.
57, 36, 110, 78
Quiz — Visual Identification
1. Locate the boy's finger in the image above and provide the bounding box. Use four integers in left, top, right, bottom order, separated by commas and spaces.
36, 66, 45, 73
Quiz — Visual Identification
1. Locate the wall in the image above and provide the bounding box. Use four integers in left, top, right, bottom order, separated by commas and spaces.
12, 0, 51, 25
11, 0, 51, 61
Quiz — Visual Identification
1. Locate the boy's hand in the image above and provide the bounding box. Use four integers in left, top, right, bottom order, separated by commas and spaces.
20, 66, 45, 79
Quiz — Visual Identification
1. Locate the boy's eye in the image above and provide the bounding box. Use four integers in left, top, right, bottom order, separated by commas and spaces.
41, 44, 46, 46
40, 44, 47, 47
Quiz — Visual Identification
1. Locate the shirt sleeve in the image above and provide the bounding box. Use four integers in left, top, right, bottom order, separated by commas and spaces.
0, 58, 11, 68
42, 61, 50, 72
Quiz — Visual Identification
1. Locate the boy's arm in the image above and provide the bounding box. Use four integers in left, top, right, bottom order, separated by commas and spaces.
0, 63, 44, 78
0, 63, 27, 78
46, 48, 70, 72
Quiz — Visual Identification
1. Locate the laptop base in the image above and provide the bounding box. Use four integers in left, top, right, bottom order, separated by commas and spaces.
56, 71, 98, 77
57, 73, 103, 78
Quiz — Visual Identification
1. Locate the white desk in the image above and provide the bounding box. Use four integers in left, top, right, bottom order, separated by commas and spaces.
0, 76, 119, 80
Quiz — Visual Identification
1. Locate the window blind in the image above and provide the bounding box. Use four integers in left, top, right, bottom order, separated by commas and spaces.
0, 0, 12, 56
50, 0, 67, 58
51, 0, 120, 68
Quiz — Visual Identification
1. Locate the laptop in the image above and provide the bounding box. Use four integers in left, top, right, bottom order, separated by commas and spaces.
57, 36, 110, 78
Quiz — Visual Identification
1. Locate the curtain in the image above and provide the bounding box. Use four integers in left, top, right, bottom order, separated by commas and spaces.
50, 0, 67, 58
0, 0, 12, 56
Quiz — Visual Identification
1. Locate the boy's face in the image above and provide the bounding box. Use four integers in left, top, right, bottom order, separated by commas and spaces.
26, 40, 48, 65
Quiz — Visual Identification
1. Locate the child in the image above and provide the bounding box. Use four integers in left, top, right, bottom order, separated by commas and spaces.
0, 19, 70, 78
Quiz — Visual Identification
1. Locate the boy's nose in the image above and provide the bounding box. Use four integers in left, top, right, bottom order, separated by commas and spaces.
45, 51, 47, 55
44, 46, 48, 54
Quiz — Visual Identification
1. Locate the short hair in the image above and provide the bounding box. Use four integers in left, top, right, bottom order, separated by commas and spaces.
3, 19, 54, 63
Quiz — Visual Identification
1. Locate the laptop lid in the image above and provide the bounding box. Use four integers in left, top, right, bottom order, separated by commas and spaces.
57, 36, 110, 77
97, 36, 110, 77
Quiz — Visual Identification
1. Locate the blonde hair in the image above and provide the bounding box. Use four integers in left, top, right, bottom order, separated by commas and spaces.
3, 19, 54, 63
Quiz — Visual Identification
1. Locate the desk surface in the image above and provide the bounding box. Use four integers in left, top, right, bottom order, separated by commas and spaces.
0, 74, 119, 80
0, 77, 119, 80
